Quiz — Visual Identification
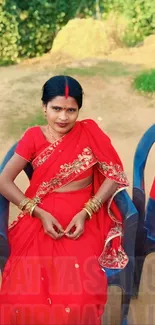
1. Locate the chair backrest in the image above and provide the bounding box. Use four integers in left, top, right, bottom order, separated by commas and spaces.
133, 124, 155, 295
107, 190, 138, 281
133, 124, 155, 211
133, 124, 155, 243
0, 143, 33, 271
105, 192, 138, 325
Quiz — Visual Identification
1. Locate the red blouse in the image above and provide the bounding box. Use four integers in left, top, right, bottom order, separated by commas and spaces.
15, 126, 93, 179
15, 126, 51, 162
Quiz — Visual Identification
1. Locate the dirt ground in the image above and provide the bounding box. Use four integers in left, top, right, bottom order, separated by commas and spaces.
0, 57, 155, 324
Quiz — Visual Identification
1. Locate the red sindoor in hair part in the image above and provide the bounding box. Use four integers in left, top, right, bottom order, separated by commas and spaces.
65, 84, 69, 98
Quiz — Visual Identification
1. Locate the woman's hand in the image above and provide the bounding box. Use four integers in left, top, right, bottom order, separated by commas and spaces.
33, 207, 64, 239
64, 209, 88, 240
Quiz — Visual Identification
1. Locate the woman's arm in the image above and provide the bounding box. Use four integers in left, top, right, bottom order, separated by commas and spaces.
94, 178, 118, 203
65, 178, 119, 239
0, 153, 64, 237
82, 178, 119, 220
0, 153, 29, 206
0, 153, 41, 218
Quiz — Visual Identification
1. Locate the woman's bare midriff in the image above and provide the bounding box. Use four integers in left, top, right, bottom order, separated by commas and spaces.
54, 175, 93, 192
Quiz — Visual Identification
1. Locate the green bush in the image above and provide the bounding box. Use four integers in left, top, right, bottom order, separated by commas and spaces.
123, 0, 155, 46
103, 0, 124, 13
133, 69, 155, 93
11, 0, 97, 59
122, 27, 143, 47
15, 1, 57, 58
1, 0, 154, 65
0, 0, 97, 63
16, 0, 80, 58
0, 0, 19, 65
102, 0, 155, 46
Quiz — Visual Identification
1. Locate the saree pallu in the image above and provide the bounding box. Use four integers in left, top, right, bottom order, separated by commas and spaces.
0, 119, 129, 325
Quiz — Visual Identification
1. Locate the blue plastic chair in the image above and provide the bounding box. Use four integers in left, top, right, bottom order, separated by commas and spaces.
0, 143, 33, 271
0, 144, 138, 325
106, 190, 138, 325
133, 124, 155, 296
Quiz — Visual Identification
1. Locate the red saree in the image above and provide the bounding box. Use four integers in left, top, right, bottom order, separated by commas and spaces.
0, 119, 129, 325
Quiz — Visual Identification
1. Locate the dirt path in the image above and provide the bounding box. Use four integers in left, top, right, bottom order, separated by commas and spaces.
0, 60, 155, 324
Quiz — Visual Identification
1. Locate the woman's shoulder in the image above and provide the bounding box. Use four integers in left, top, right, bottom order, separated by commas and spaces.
80, 118, 104, 131
23, 125, 41, 134
80, 118, 97, 125
20, 126, 41, 139
80, 118, 111, 141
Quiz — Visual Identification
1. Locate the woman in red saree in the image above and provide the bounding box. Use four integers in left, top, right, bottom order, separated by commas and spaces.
0, 75, 129, 325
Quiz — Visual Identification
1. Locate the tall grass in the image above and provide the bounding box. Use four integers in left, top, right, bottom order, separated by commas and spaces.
133, 69, 155, 93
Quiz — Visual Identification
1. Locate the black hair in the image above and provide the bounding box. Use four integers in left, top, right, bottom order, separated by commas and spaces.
42, 75, 83, 109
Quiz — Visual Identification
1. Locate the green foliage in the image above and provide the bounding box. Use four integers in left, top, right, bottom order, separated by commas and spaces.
0, 0, 97, 63
103, 0, 125, 13
133, 69, 155, 93
14, 0, 97, 58
122, 27, 143, 47
1, 0, 155, 65
16, 1, 57, 58
0, 0, 19, 65
102, 0, 155, 46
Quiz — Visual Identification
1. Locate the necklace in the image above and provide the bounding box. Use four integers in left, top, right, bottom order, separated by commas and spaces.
47, 125, 62, 143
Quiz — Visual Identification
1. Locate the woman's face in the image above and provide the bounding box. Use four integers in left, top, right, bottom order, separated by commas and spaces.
43, 96, 79, 135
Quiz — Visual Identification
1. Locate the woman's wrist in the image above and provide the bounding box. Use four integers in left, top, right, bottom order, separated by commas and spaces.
18, 197, 39, 217
83, 207, 92, 219
83, 196, 103, 219
82, 208, 90, 220
33, 206, 44, 219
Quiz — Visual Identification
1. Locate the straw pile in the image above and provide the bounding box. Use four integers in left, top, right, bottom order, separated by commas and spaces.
108, 34, 155, 67
51, 17, 127, 61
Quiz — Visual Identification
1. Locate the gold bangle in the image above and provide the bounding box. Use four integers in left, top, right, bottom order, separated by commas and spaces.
29, 203, 37, 217
85, 200, 97, 213
18, 198, 30, 211
84, 196, 103, 216
83, 208, 93, 219
24, 201, 36, 215
18, 198, 38, 217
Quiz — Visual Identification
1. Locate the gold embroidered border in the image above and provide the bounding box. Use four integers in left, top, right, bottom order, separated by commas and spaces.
107, 186, 128, 224
9, 212, 25, 230
34, 147, 96, 202
98, 161, 129, 186
104, 225, 122, 247
32, 138, 63, 170
98, 226, 129, 269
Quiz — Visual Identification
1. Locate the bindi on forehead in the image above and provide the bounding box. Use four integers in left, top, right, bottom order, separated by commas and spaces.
48, 96, 78, 109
